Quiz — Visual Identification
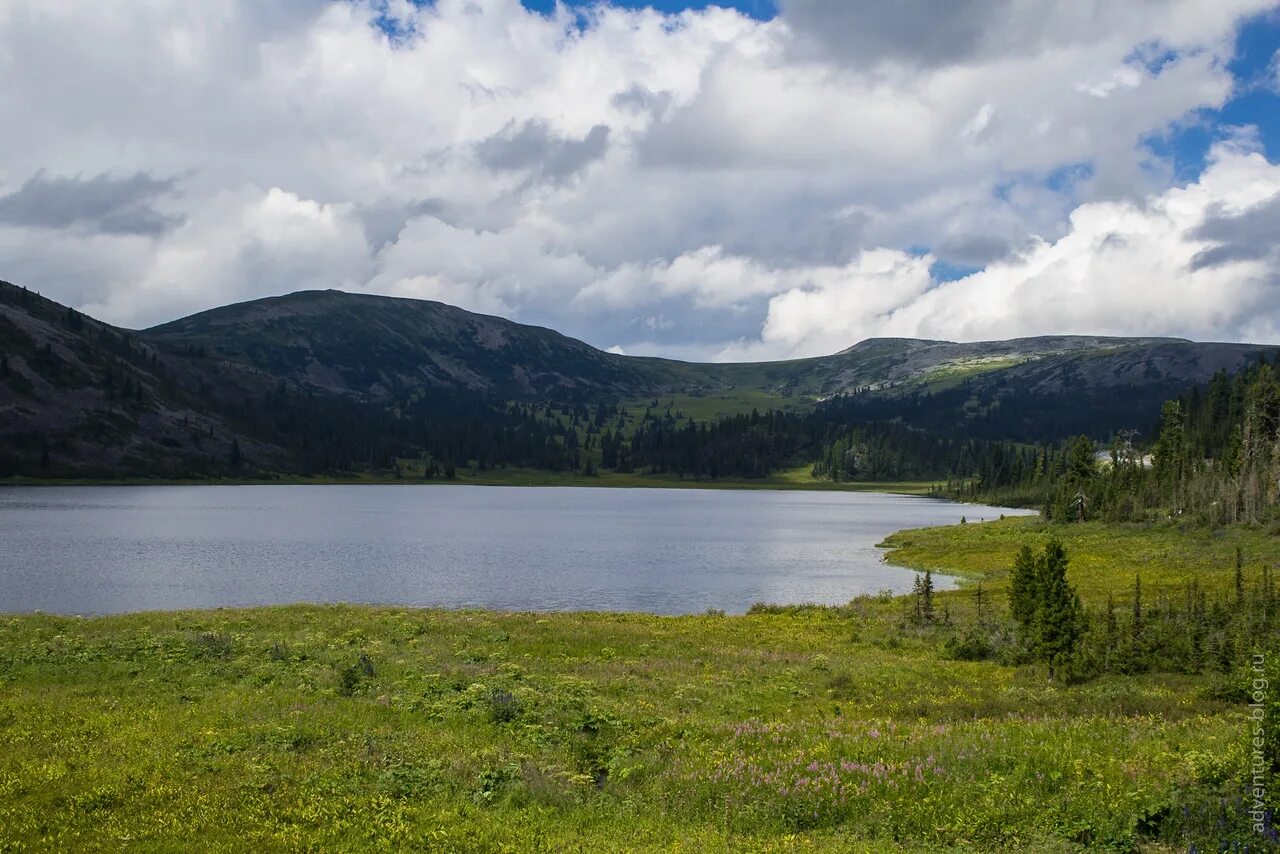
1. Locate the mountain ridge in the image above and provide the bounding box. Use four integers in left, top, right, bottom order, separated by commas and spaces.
3, 279, 1277, 478
147, 289, 1209, 369
140, 287, 1275, 399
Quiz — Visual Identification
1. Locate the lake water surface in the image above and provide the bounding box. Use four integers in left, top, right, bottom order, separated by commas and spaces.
0, 485, 1031, 615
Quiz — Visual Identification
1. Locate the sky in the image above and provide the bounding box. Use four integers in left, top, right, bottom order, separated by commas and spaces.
2, 1, 1280, 361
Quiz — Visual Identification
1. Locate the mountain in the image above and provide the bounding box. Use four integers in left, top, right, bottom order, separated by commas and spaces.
143, 289, 666, 399
2, 280, 1276, 478
0, 281, 287, 477
141, 289, 1271, 402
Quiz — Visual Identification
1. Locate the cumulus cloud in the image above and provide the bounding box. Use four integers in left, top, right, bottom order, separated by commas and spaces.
75, 187, 373, 325
0, 0, 1277, 353
715, 145, 1280, 360
475, 121, 611, 184
1191, 194, 1280, 269
0, 171, 181, 235
779, 0, 1263, 68
366, 214, 601, 319
779, 0, 1007, 68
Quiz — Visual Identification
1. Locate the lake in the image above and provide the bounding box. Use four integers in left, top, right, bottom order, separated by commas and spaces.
0, 485, 1031, 615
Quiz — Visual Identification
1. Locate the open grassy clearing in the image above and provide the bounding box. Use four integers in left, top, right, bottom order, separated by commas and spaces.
908, 356, 1030, 393
619, 390, 805, 423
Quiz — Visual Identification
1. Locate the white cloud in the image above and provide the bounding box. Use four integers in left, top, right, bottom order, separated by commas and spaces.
0, 0, 1276, 355
365, 214, 599, 319
91, 187, 372, 325
778, 0, 1266, 69
715, 144, 1280, 360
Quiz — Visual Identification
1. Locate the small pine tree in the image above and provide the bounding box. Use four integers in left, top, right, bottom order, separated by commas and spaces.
1035, 540, 1085, 680
1235, 546, 1245, 605
1132, 574, 1143, 638
1103, 593, 1118, 670
909, 571, 935, 624
921, 568, 934, 623
1009, 544, 1040, 634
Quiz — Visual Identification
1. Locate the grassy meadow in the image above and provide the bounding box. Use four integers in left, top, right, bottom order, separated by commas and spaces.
882, 515, 1280, 603
2, 512, 1277, 851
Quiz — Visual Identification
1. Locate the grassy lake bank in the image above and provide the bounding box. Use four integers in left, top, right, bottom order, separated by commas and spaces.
1, 515, 1274, 851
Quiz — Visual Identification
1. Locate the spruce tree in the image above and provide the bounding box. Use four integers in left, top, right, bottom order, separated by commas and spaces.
921, 568, 934, 623
1034, 539, 1085, 680
910, 573, 922, 623
1009, 544, 1040, 634
1067, 435, 1097, 484
1104, 594, 1118, 669
1152, 400, 1187, 505
1132, 575, 1143, 638
1235, 546, 1245, 605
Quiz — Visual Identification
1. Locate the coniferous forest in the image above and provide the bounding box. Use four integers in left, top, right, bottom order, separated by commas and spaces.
934, 354, 1280, 525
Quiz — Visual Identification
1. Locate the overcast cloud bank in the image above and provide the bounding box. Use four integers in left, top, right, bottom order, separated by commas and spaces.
1, 0, 1278, 359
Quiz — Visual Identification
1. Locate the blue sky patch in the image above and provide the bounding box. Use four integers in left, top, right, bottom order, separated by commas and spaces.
519, 0, 777, 19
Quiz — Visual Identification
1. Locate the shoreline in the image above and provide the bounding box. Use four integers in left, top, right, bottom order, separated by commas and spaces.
1, 470, 946, 495
1, 514, 1269, 849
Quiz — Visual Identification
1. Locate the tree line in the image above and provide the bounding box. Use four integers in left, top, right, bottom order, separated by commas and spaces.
947, 353, 1280, 524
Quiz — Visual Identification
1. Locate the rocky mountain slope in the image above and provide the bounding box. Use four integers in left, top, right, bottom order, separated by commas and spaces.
0, 282, 283, 477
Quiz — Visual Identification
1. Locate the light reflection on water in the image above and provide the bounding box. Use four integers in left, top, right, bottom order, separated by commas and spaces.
0, 485, 1032, 615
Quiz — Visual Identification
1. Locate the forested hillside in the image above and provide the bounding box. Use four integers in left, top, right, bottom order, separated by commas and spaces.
935, 356, 1280, 525
0, 283, 591, 478
3, 279, 1277, 483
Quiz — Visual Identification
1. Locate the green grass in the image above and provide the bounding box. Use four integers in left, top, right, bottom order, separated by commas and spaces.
620, 390, 804, 423
909, 356, 1029, 392
0, 605, 1262, 849
881, 515, 1280, 604
1, 517, 1275, 850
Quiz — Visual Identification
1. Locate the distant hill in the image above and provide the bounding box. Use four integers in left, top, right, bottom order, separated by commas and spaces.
144, 289, 665, 399
2, 281, 1275, 477
142, 288, 1269, 401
